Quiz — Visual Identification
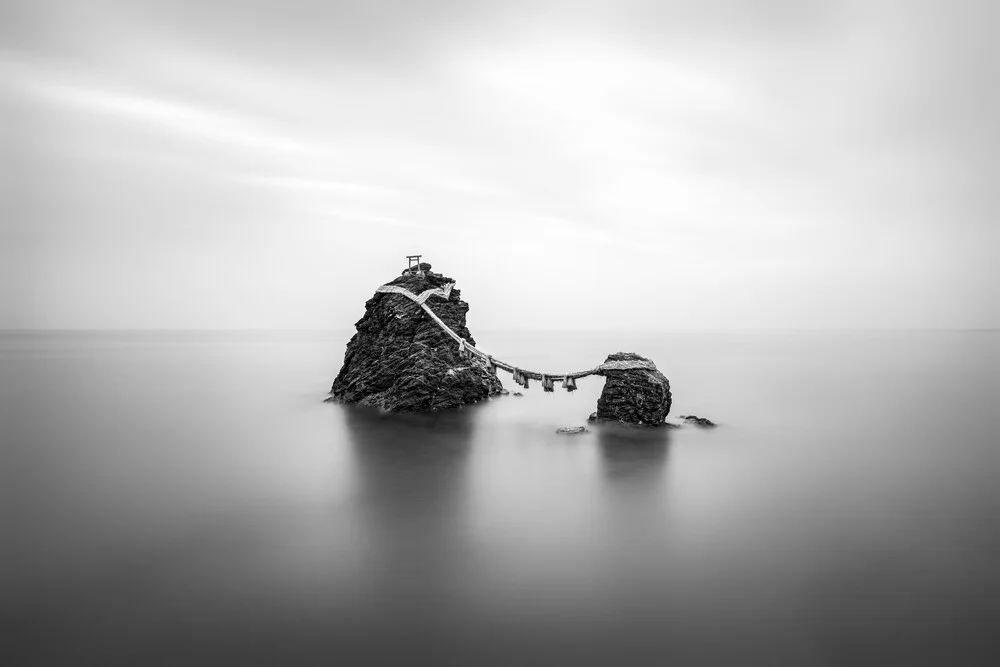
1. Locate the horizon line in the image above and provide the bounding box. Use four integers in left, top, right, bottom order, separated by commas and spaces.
2, 327, 997, 334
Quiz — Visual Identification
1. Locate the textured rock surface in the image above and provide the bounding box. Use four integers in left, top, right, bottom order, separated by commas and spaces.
590, 352, 672, 425
330, 269, 502, 411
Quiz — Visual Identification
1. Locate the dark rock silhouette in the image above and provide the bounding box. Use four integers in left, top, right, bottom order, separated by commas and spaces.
329, 268, 502, 411
589, 352, 672, 426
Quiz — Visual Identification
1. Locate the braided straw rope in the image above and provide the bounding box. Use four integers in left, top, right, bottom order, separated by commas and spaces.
375, 282, 657, 383
375, 283, 453, 305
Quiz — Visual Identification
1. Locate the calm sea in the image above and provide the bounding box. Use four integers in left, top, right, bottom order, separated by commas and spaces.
3, 330, 998, 666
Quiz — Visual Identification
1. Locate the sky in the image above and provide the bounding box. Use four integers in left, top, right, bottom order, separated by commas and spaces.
2, 0, 997, 330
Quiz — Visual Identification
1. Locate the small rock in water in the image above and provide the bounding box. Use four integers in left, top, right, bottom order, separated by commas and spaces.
593, 352, 671, 425
513, 392, 524, 397
556, 426, 588, 435
679, 415, 717, 428
499, 389, 510, 396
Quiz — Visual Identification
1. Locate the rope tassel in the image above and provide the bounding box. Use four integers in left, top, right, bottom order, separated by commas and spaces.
564, 376, 577, 392
542, 375, 554, 392
487, 356, 497, 376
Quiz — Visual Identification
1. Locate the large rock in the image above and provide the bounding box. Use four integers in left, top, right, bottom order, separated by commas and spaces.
590, 352, 672, 425
329, 269, 503, 411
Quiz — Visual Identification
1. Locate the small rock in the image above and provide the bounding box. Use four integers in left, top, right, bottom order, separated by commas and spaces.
499, 389, 510, 396
680, 415, 717, 428
594, 352, 671, 426
556, 426, 588, 435
513, 392, 523, 397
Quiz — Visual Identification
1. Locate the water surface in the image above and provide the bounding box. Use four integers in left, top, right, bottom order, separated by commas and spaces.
3, 330, 998, 665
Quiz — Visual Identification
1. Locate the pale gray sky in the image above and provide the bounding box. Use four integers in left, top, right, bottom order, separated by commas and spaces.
2, 0, 996, 329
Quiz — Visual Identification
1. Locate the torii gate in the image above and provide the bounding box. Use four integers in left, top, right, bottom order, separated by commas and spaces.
406, 254, 424, 276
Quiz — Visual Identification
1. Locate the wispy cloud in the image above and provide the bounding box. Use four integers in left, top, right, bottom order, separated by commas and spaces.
0, 60, 317, 156
234, 176, 399, 196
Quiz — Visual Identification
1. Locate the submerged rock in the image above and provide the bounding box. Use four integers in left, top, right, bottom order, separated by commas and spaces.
556, 426, 588, 435
679, 415, 717, 428
329, 268, 502, 411
590, 352, 672, 426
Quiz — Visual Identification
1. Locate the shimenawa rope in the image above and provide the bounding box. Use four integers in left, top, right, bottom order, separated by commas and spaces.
374, 282, 656, 386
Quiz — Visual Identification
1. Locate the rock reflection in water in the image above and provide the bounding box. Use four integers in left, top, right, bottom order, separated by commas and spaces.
336, 405, 479, 664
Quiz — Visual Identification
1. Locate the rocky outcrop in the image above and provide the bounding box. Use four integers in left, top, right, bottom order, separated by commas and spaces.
329, 267, 502, 411
589, 352, 672, 426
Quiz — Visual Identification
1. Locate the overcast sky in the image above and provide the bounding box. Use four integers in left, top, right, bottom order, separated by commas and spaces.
2, 0, 996, 330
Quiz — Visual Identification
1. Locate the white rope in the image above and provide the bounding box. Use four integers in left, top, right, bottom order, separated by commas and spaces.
376, 282, 454, 305
597, 359, 657, 371
376, 281, 657, 383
